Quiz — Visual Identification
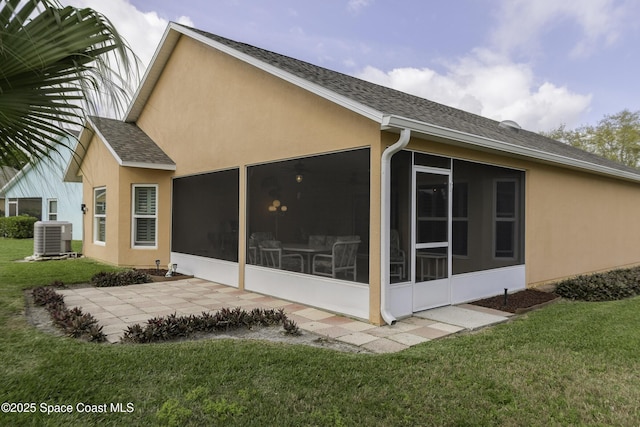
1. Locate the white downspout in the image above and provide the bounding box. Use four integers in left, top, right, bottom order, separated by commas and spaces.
380, 127, 411, 325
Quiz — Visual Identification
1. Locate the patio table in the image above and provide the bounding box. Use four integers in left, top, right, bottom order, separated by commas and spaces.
282, 243, 332, 274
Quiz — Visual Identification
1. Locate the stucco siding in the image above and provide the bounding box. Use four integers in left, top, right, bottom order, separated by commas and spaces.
135, 34, 382, 319
79, 134, 173, 268
136, 35, 379, 175
116, 167, 173, 267
526, 164, 640, 285
79, 134, 119, 265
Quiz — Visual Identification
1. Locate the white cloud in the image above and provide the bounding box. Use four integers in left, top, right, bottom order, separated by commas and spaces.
55, 0, 193, 118
491, 0, 629, 58
353, 1, 632, 131
356, 49, 591, 132
61, 0, 193, 69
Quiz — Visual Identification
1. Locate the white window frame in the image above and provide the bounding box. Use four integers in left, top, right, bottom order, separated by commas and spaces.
47, 198, 58, 221
93, 187, 106, 245
493, 179, 518, 260
131, 184, 158, 249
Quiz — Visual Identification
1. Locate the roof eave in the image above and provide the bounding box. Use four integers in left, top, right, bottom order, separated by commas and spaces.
121, 161, 176, 171
63, 125, 93, 183
124, 24, 182, 122
1, 163, 32, 192
382, 115, 640, 183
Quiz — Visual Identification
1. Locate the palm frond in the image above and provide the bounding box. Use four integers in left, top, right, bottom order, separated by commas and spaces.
0, 0, 139, 166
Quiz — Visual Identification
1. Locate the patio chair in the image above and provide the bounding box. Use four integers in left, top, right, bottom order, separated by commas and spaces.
308, 235, 327, 248
390, 229, 406, 280
312, 237, 360, 280
248, 231, 274, 265
259, 240, 304, 272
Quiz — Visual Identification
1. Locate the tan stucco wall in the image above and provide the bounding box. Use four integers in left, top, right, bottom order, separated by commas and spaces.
135, 35, 382, 322
526, 164, 640, 285
136, 36, 379, 173
79, 133, 119, 265
79, 133, 173, 268
115, 167, 173, 267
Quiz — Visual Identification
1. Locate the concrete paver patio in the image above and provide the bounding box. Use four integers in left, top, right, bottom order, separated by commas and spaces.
58, 278, 513, 353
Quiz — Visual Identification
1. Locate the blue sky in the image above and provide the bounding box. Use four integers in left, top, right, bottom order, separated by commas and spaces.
62, 0, 640, 132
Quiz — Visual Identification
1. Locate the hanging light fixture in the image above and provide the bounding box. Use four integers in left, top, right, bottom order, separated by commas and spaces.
293, 160, 307, 183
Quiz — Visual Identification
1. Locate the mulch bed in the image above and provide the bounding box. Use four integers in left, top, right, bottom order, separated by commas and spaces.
469, 289, 559, 314
134, 268, 192, 282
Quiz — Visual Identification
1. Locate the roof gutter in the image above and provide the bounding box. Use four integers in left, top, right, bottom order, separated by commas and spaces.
380, 127, 411, 326
383, 115, 640, 184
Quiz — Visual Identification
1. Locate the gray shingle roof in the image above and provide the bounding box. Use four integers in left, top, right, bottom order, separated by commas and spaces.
186, 25, 640, 177
89, 116, 175, 168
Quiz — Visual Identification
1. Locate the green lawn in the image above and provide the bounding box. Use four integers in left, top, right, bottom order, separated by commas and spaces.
1, 238, 640, 426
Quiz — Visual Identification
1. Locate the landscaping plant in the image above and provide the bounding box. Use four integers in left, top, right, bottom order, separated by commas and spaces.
31, 285, 106, 342
121, 308, 299, 344
554, 266, 640, 301
90, 270, 153, 287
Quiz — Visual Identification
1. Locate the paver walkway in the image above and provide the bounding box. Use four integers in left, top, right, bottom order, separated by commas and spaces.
59, 278, 513, 353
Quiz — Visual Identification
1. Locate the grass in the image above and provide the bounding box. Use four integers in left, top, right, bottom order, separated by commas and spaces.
2, 237, 640, 425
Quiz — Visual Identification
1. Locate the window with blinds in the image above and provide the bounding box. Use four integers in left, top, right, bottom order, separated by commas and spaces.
132, 185, 157, 247
94, 187, 106, 244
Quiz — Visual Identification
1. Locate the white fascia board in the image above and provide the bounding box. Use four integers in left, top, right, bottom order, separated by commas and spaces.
63, 124, 93, 183
382, 115, 640, 183
120, 161, 176, 171
88, 121, 175, 171
1, 163, 32, 193
125, 25, 182, 122
127, 23, 385, 124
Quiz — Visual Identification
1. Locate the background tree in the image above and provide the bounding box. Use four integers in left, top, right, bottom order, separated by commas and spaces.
543, 109, 640, 168
0, 0, 138, 169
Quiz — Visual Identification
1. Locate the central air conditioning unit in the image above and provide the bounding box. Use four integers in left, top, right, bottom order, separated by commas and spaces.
34, 221, 73, 257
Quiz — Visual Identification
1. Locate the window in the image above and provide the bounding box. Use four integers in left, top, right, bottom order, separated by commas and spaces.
7, 197, 41, 219
48, 199, 58, 221
132, 185, 157, 247
94, 187, 106, 244
494, 179, 518, 259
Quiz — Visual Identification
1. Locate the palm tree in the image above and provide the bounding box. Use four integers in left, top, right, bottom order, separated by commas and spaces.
0, 0, 138, 168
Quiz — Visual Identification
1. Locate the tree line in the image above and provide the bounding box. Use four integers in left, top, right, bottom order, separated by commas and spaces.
542, 109, 640, 169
